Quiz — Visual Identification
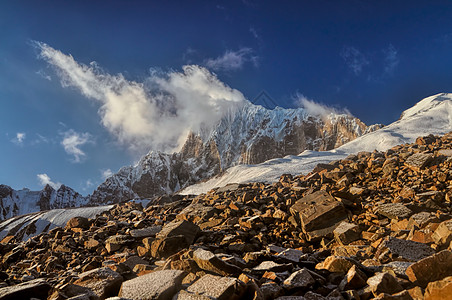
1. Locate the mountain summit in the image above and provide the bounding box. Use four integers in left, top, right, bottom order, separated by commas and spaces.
89, 102, 376, 204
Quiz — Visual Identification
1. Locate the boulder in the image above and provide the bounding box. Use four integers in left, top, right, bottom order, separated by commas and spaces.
376, 203, 413, 220
424, 276, 452, 300
192, 248, 242, 276
156, 220, 200, 245
185, 274, 245, 300
118, 270, 185, 300
73, 267, 123, 299
432, 219, 452, 247
366, 272, 403, 297
377, 237, 435, 261
290, 191, 347, 238
0, 279, 51, 300
405, 153, 433, 170
282, 268, 315, 289
151, 235, 188, 258
406, 250, 452, 287
339, 265, 367, 290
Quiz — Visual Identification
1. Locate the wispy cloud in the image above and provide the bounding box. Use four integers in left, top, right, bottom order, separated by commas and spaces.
341, 46, 369, 75
37, 173, 61, 189
101, 168, 113, 180
295, 94, 351, 117
36, 41, 246, 154
36, 69, 52, 81
383, 44, 399, 74
205, 47, 258, 72
11, 132, 26, 145
61, 129, 93, 163
250, 27, 259, 40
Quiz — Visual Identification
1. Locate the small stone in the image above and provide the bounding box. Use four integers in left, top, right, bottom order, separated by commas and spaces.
118, 270, 185, 300
366, 272, 403, 297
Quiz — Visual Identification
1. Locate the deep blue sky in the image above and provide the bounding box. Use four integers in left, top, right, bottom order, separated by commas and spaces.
1, 1, 452, 193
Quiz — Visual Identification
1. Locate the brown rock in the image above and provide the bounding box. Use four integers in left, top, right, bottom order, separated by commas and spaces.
333, 222, 361, 245
406, 250, 452, 287
366, 272, 403, 297
0, 279, 51, 300
424, 276, 452, 300
315, 256, 355, 273
185, 274, 245, 300
376, 203, 413, 220
151, 235, 188, 259
156, 220, 200, 245
405, 153, 433, 170
432, 219, 452, 247
339, 265, 367, 290
193, 248, 242, 276
282, 268, 315, 289
66, 217, 90, 229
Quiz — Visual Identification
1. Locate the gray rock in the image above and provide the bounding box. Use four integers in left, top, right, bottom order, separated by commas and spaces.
252, 261, 292, 274
118, 270, 185, 300
376, 203, 412, 220
378, 237, 435, 261
0, 279, 51, 300
405, 153, 433, 170
129, 226, 161, 238
186, 274, 244, 300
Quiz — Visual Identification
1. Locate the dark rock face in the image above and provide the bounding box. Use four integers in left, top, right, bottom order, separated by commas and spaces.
90, 103, 377, 204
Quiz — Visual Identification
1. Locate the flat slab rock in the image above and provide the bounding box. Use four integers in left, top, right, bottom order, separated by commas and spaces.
185, 274, 244, 300
376, 203, 413, 220
73, 267, 123, 299
378, 237, 435, 261
406, 250, 452, 287
118, 269, 185, 300
0, 278, 51, 300
156, 220, 200, 245
193, 248, 242, 276
405, 152, 433, 169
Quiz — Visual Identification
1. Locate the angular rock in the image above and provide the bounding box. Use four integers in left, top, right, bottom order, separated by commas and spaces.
432, 219, 452, 247
73, 267, 123, 299
315, 256, 355, 273
405, 153, 433, 170
339, 265, 367, 290
156, 220, 200, 245
193, 248, 242, 276
66, 217, 90, 229
129, 226, 162, 238
367, 272, 403, 297
424, 276, 452, 300
282, 268, 315, 289
406, 250, 452, 287
177, 203, 218, 224
252, 261, 292, 274
333, 222, 361, 245
0, 279, 51, 300
118, 270, 185, 300
290, 190, 347, 237
186, 274, 245, 300
378, 237, 435, 261
151, 235, 188, 259
376, 203, 413, 220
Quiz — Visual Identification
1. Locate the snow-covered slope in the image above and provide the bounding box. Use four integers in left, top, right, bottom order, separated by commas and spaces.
90, 101, 375, 204
0, 205, 113, 241
0, 184, 88, 220
181, 93, 452, 195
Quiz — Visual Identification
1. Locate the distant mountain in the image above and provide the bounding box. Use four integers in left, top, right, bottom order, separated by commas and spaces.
0, 184, 87, 220
89, 101, 378, 204
181, 93, 452, 195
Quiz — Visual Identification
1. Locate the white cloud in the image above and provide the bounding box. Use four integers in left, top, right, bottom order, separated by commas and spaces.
296, 94, 351, 117
383, 44, 399, 74
61, 129, 93, 163
101, 168, 114, 180
36, 69, 52, 81
205, 47, 258, 71
37, 173, 61, 189
36, 41, 246, 154
15, 132, 26, 144
341, 46, 369, 75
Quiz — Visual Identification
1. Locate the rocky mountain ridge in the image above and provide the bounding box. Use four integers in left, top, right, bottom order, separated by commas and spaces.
1, 132, 452, 299
0, 184, 87, 221
89, 102, 378, 204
